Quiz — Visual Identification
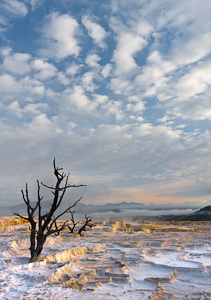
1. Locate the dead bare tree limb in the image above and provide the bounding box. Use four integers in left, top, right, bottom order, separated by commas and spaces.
67, 211, 80, 233
78, 215, 94, 236
14, 159, 86, 262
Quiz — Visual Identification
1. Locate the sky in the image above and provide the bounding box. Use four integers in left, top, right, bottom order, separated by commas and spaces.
0, 0, 211, 207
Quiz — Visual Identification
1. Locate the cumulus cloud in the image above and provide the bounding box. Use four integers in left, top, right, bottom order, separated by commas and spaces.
19, 76, 45, 96
1, 0, 28, 16
127, 95, 145, 112
1, 0, 211, 207
109, 77, 133, 95
136, 123, 181, 141
41, 13, 81, 59
0, 16, 7, 28
173, 61, 211, 101
154, 60, 211, 121
85, 54, 101, 67
24, 102, 48, 114
0, 116, 211, 205
57, 71, 70, 86
82, 71, 98, 92
0, 73, 23, 95
29, 0, 41, 10
7, 100, 22, 117
101, 63, 112, 78
112, 32, 146, 75
1, 51, 31, 75
154, 1, 211, 66
102, 100, 123, 121
66, 63, 82, 76
170, 33, 211, 66
7, 101, 48, 118
31, 59, 57, 80
135, 51, 175, 97
93, 94, 108, 105
126, 102, 145, 112
169, 98, 211, 121
0, 15, 10, 34
82, 15, 108, 48
0, 73, 46, 105
65, 85, 97, 112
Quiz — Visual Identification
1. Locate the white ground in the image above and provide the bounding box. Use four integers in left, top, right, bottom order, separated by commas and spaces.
0, 220, 211, 299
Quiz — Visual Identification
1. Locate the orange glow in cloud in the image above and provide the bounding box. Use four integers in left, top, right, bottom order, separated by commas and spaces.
91, 187, 210, 205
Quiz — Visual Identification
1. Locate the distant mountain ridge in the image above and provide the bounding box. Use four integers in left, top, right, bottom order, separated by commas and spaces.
0, 200, 211, 217
169, 205, 211, 221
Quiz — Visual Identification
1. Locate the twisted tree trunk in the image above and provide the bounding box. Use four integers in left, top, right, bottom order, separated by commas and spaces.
14, 159, 85, 262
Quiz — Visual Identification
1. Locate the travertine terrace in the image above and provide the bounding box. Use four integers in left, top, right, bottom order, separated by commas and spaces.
0, 218, 211, 299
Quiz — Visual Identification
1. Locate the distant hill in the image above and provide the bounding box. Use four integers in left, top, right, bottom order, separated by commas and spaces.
167, 205, 211, 221
1, 200, 211, 217
0, 201, 147, 216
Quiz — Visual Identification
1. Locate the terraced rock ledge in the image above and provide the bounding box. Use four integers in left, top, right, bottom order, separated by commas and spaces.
0, 218, 211, 299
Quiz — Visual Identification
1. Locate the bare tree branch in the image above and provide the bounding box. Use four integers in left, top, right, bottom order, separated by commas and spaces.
67, 211, 80, 233
41, 182, 86, 191
78, 215, 93, 235
14, 159, 87, 262
14, 213, 29, 221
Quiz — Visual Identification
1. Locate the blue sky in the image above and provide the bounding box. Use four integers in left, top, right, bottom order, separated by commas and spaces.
0, 0, 211, 206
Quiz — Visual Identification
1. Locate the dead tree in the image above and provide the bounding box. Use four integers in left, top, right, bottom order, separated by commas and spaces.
67, 211, 80, 233
78, 215, 93, 235
14, 159, 85, 262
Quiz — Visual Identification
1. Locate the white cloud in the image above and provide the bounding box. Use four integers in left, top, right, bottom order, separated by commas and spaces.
137, 116, 144, 122
0, 74, 20, 93
65, 85, 97, 112
157, 115, 172, 123
1, 116, 211, 205
24, 103, 48, 115
112, 32, 146, 75
1, 0, 28, 16
19, 76, 45, 95
82, 72, 97, 92
127, 95, 145, 112
109, 77, 133, 95
0, 16, 8, 28
136, 20, 153, 37
31, 59, 57, 80
1, 47, 11, 56
7, 101, 48, 117
82, 15, 107, 48
41, 13, 81, 59
28, 113, 53, 132
136, 123, 181, 140
85, 54, 101, 67
126, 101, 145, 112
2, 52, 31, 75
169, 97, 211, 121
0, 73, 45, 101
2, 0, 211, 206
155, 60, 211, 121
93, 94, 108, 105
135, 51, 175, 97
7, 100, 22, 117
101, 63, 112, 78
28, 0, 41, 10
170, 33, 211, 66
102, 100, 123, 121
57, 72, 70, 86
66, 63, 82, 76
135, 1, 211, 68
174, 61, 211, 101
